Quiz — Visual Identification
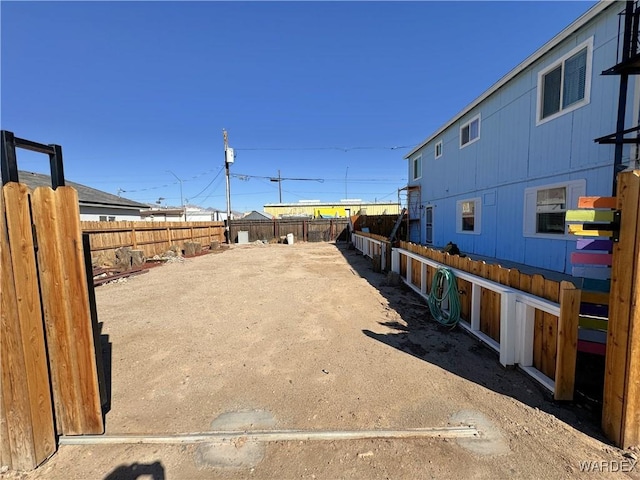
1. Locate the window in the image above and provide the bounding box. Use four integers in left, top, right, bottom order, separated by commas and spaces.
425, 206, 433, 244
99, 215, 107, 221
456, 198, 481, 234
435, 140, 443, 159
412, 154, 422, 180
108, 216, 116, 222
523, 180, 586, 238
460, 115, 480, 148
536, 187, 565, 234
537, 38, 592, 124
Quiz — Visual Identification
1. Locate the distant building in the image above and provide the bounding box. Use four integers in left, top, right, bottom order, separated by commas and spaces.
17, 170, 146, 221
242, 210, 274, 220
264, 200, 400, 219
141, 205, 234, 222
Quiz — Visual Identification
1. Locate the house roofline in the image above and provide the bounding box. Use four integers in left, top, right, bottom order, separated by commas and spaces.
80, 201, 146, 210
404, 0, 615, 159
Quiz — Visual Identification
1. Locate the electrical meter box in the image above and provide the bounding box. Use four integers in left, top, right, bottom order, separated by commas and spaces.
225, 147, 235, 164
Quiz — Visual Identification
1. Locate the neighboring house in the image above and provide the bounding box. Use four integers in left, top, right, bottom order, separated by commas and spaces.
405, 1, 640, 274
141, 205, 236, 222
264, 200, 400, 219
243, 210, 274, 220
18, 170, 146, 221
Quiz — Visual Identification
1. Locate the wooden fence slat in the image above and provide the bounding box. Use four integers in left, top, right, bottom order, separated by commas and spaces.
603, 171, 640, 447
619, 172, 640, 448
32, 187, 103, 435
531, 275, 545, 376
542, 280, 560, 380
555, 281, 580, 400
1, 185, 34, 470
1, 184, 56, 469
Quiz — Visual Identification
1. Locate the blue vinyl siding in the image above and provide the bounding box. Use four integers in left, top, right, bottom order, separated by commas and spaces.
411, 4, 632, 274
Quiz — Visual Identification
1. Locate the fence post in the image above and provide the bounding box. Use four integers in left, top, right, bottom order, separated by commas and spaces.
603, 170, 640, 448
554, 281, 580, 401
499, 291, 517, 367
391, 248, 400, 274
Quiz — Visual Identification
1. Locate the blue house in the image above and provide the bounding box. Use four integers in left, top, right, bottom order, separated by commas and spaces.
405, 1, 639, 274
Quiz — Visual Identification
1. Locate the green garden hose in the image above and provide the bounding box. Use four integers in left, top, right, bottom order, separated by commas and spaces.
427, 267, 461, 327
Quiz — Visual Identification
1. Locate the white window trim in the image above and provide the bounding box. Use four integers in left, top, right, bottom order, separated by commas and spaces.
412, 154, 422, 181
456, 197, 482, 235
523, 179, 586, 239
536, 37, 593, 126
435, 140, 443, 159
459, 114, 481, 149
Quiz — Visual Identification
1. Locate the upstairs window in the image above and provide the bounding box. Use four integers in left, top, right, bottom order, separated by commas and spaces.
435, 140, 443, 159
460, 115, 480, 148
537, 38, 592, 124
412, 154, 422, 180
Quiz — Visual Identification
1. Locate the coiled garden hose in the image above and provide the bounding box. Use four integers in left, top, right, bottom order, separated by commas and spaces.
427, 267, 461, 327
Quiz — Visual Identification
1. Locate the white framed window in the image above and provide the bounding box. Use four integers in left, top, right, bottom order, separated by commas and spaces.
523, 179, 586, 239
412, 154, 422, 180
456, 197, 481, 235
435, 140, 443, 159
536, 37, 593, 125
460, 115, 480, 148
108, 216, 116, 222
99, 215, 107, 222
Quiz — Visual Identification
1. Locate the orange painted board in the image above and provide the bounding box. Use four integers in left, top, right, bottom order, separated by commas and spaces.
578, 196, 617, 209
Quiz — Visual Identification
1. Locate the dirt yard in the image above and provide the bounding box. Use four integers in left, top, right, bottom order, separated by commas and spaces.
4, 242, 639, 479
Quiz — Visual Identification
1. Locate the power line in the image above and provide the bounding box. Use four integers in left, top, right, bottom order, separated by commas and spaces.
234, 144, 416, 152
231, 173, 324, 183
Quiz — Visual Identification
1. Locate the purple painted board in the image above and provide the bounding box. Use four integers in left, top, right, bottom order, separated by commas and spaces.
576, 239, 613, 251
580, 303, 609, 317
571, 252, 613, 265
578, 340, 606, 356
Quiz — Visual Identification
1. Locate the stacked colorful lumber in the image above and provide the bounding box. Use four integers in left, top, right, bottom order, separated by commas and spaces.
566, 196, 618, 356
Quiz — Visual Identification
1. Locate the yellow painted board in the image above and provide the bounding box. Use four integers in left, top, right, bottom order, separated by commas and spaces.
568, 225, 613, 237
566, 210, 615, 222
579, 315, 609, 331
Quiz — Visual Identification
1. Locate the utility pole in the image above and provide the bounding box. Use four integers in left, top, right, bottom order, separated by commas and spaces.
223, 129, 233, 244
345, 166, 349, 200
166, 170, 185, 221
278, 169, 282, 203
269, 169, 283, 203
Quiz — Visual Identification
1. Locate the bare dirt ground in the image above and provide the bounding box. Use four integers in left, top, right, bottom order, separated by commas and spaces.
4, 242, 639, 479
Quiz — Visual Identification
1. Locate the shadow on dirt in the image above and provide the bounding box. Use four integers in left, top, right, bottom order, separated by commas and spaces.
103, 461, 165, 480
333, 242, 610, 445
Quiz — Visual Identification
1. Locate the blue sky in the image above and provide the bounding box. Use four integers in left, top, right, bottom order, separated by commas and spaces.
1, 1, 596, 212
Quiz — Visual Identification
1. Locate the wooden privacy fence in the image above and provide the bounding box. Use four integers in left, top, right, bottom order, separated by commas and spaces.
1, 183, 103, 471
350, 235, 580, 400
81, 220, 225, 262
229, 218, 349, 243
351, 231, 392, 272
